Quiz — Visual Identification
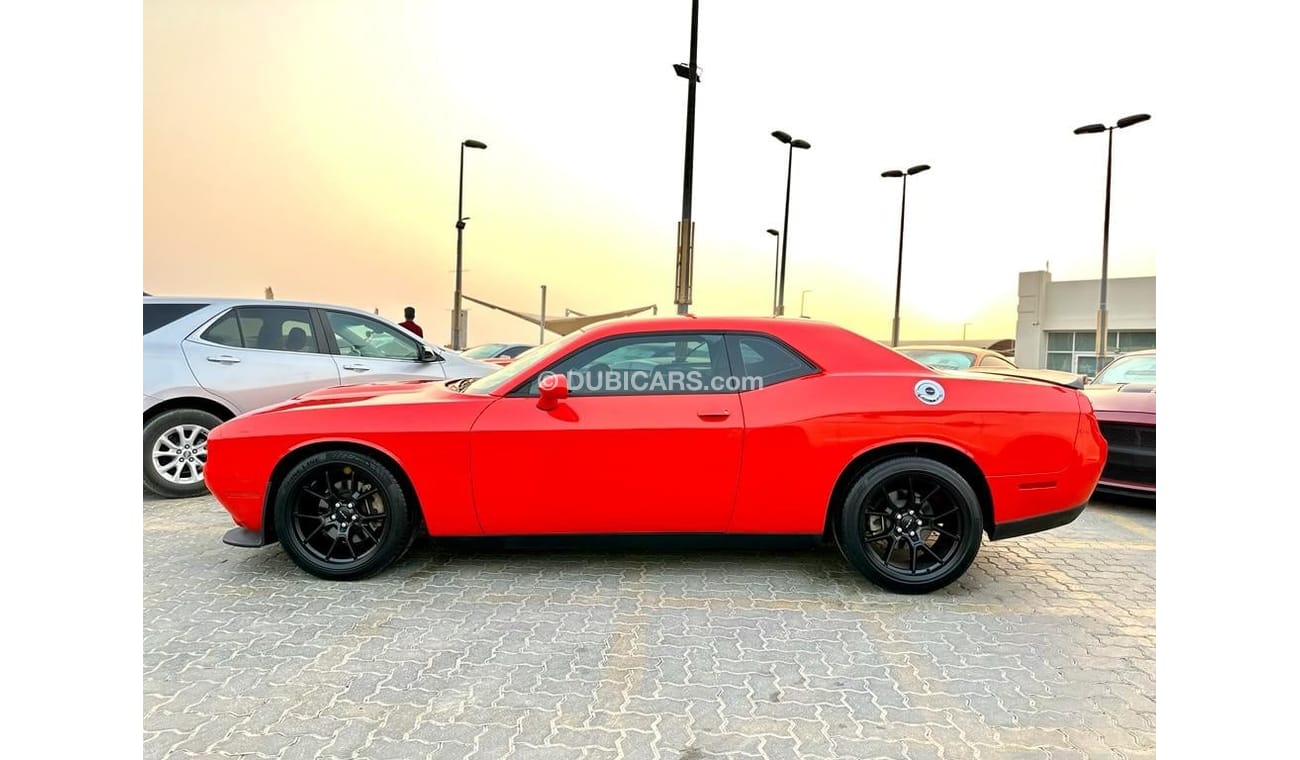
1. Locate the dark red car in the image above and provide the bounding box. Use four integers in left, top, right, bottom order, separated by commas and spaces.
1084, 350, 1156, 499
206, 316, 1106, 594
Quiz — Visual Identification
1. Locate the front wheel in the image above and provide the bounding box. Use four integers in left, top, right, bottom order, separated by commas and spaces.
273, 450, 418, 580
835, 457, 983, 594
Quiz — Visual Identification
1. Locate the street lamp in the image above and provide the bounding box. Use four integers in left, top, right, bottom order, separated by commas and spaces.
673, 0, 702, 315
800, 289, 813, 318
881, 163, 931, 347
452, 138, 487, 350
766, 229, 780, 315
772, 130, 811, 316
1074, 113, 1150, 370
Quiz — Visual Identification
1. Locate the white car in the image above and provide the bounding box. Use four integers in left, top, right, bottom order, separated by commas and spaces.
144, 296, 498, 498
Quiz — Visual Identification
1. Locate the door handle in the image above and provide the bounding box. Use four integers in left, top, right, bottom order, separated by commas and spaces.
206, 355, 241, 365
342, 364, 371, 372
697, 409, 731, 420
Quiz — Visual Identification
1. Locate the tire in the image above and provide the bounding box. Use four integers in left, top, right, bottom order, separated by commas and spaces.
143, 408, 222, 498
273, 450, 418, 581
834, 456, 983, 594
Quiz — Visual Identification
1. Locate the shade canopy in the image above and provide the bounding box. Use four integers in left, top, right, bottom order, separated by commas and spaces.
460, 294, 658, 336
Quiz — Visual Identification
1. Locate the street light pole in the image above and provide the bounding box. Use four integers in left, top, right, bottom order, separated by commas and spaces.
1074, 113, 1149, 370
452, 138, 487, 350
963, 322, 973, 341
673, 0, 701, 315
772, 131, 811, 316
800, 289, 812, 318
881, 164, 931, 347
766, 228, 780, 316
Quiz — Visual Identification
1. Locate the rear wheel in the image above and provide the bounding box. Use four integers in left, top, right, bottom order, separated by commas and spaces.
143, 408, 221, 498
835, 457, 983, 594
273, 450, 418, 580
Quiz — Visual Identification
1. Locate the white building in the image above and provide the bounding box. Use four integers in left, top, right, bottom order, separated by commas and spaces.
1014, 270, 1155, 375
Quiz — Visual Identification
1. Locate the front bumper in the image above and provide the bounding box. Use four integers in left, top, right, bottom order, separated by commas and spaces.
223, 526, 270, 548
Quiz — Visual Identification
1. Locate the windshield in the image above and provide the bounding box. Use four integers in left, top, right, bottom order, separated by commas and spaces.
460, 343, 508, 359
458, 330, 589, 395
898, 349, 976, 370
1093, 353, 1156, 385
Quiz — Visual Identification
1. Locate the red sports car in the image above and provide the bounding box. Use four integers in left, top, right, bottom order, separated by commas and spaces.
206, 316, 1106, 594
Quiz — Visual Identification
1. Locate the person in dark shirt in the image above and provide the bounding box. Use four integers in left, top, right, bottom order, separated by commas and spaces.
398, 306, 423, 337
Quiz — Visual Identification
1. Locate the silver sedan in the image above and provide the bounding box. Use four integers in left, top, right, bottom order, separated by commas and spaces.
144, 296, 499, 498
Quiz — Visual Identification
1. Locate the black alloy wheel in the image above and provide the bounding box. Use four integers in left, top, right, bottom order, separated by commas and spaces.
273, 450, 418, 580
836, 457, 983, 594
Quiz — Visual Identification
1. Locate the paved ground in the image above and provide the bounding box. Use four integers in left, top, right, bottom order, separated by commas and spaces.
144, 491, 1155, 759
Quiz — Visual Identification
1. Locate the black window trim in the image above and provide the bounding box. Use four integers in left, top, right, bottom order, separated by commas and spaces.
723, 331, 821, 391
506, 330, 736, 398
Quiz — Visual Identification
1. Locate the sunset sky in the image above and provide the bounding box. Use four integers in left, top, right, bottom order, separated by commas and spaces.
144, 0, 1160, 346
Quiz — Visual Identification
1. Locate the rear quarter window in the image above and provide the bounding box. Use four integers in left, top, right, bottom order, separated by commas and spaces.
144, 303, 208, 335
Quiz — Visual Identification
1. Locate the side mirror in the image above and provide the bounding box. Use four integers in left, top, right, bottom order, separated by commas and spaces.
419, 346, 442, 363
537, 372, 569, 410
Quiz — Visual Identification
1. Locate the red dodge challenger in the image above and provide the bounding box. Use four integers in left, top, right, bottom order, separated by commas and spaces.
206, 316, 1106, 594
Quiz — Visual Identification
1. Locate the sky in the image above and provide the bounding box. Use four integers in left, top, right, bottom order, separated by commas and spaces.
144, 0, 1160, 347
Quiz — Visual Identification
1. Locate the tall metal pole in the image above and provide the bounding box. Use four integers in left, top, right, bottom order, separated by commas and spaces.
675, 0, 700, 315
891, 174, 908, 347
772, 233, 781, 316
453, 143, 465, 350
539, 285, 547, 344
1097, 127, 1114, 370
777, 144, 793, 316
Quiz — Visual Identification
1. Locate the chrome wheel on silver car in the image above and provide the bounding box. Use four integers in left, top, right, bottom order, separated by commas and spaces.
143, 408, 223, 498
151, 424, 208, 485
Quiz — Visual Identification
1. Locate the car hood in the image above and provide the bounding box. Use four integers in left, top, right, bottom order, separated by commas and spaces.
1084, 383, 1156, 415
247, 379, 473, 415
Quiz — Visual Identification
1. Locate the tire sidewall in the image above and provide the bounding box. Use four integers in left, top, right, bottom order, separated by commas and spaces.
143, 408, 222, 498
273, 450, 414, 581
836, 457, 983, 594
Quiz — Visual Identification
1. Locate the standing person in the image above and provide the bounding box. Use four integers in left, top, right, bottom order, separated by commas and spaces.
398, 306, 423, 337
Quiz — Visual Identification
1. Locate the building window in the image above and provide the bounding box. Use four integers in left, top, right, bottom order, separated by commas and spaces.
1046, 330, 1155, 375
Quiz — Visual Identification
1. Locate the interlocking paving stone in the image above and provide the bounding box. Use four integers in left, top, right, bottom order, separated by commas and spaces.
144, 491, 1155, 758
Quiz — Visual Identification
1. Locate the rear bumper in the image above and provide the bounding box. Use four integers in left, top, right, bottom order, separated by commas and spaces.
989, 502, 1086, 540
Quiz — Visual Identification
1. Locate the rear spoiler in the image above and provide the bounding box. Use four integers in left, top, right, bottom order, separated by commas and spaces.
962, 367, 1086, 389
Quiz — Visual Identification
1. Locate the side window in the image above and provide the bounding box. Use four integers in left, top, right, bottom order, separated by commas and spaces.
144, 303, 207, 335
233, 307, 318, 353
501, 345, 531, 358
325, 311, 420, 360
728, 334, 818, 387
519, 333, 730, 396
200, 310, 244, 348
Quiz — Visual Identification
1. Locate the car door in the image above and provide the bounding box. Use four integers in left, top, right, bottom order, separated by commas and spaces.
468, 332, 744, 535
320, 309, 448, 385
180, 305, 342, 414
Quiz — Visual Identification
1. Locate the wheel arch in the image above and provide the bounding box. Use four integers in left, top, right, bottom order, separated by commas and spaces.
823, 440, 995, 541
260, 440, 423, 544
144, 396, 237, 425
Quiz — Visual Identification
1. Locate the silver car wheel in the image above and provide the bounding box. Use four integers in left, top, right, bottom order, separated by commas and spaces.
151, 423, 209, 484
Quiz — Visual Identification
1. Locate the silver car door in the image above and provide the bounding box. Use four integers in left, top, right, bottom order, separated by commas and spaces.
180, 305, 342, 413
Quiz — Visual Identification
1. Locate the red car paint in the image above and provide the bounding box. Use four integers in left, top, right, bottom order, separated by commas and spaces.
206, 316, 1105, 542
